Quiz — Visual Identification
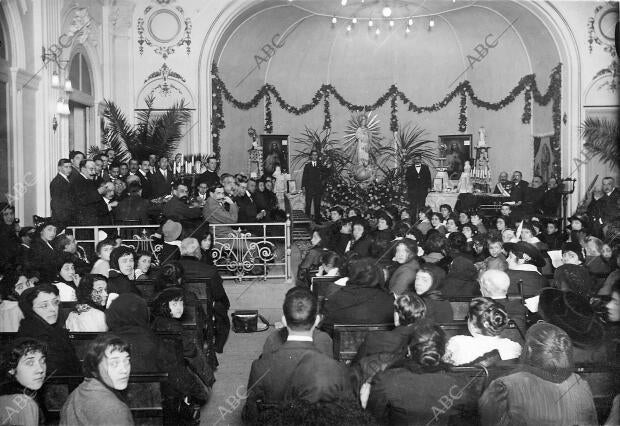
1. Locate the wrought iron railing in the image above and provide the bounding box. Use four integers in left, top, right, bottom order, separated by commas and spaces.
67, 219, 292, 281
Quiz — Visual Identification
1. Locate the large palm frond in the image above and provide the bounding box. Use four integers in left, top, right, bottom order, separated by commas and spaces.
135, 94, 155, 147
291, 127, 348, 176
376, 123, 437, 177
580, 117, 619, 168
102, 100, 136, 163
149, 100, 191, 159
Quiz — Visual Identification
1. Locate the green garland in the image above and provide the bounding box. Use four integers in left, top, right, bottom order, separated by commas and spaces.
210, 63, 562, 171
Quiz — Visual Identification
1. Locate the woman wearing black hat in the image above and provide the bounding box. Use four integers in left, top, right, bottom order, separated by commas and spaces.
504, 241, 548, 297
17, 284, 80, 374
27, 220, 59, 282
553, 242, 595, 297
479, 323, 598, 426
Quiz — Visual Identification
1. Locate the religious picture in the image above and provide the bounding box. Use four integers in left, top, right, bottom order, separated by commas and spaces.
533, 136, 552, 183
439, 134, 473, 180
261, 135, 289, 176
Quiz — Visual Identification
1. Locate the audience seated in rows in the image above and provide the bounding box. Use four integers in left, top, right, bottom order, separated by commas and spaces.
65, 274, 109, 332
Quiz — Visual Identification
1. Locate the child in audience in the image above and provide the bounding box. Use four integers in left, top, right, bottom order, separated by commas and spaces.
0, 271, 33, 332
52, 254, 80, 301
414, 265, 453, 323
0, 338, 47, 425
134, 251, 153, 280
443, 297, 521, 365
90, 238, 115, 278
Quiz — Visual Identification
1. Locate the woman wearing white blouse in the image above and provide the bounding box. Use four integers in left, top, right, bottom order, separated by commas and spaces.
443, 297, 522, 365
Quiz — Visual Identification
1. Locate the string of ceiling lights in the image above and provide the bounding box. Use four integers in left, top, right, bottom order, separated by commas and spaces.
288, 0, 474, 35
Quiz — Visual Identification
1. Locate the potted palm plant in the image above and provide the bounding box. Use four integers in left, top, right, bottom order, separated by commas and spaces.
97, 94, 191, 162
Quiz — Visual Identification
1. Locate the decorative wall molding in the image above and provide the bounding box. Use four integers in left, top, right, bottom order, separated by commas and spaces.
137, 63, 194, 109
137, 4, 191, 59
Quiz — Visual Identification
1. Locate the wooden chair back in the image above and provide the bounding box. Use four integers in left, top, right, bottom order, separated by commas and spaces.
328, 323, 395, 362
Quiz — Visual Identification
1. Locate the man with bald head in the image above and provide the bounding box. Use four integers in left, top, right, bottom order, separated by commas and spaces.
493, 172, 513, 197
479, 269, 525, 332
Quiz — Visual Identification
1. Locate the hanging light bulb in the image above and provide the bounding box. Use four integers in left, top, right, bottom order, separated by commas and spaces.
375, 27, 381, 35
382, 7, 392, 17
368, 19, 373, 27
51, 71, 60, 88
56, 98, 65, 114
64, 79, 73, 92
405, 26, 411, 34
352, 17, 357, 24
429, 18, 435, 28
408, 18, 414, 26
341, 0, 347, 5
389, 20, 394, 27
346, 24, 352, 32
332, 16, 337, 24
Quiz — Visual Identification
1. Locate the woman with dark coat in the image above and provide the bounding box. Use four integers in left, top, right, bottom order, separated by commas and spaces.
106, 293, 210, 411
367, 321, 478, 425
27, 220, 59, 282
348, 218, 374, 258
322, 258, 394, 327
107, 246, 141, 296
440, 256, 479, 297
151, 287, 215, 390
296, 228, 331, 287
18, 284, 80, 375
414, 265, 454, 323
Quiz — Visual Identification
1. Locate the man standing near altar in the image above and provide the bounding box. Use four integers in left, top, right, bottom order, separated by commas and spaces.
197, 155, 220, 189
406, 154, 431, 215
302, 150, 326, 224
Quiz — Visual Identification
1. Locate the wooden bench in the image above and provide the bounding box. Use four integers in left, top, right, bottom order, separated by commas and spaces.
447, 295, 524, 321
575, 363, 620, 421
42, 372, 168, 425
325, 323, 395, 362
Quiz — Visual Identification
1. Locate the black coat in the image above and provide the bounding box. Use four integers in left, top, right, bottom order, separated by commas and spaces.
28, 239, 58, 282
405, 164, 432, 198
106, 293, 208, 401
507, 269, 548, 297
349, 235, 374, 258
136, 171, 152, 199
115, 194, 153, 224
150, 169, 173, 198
50, 173, 73, 225
107, 270, 142, 296
301, 162, 327, 194
242, 341, 354, 421
510, 180, 529, 203
177, 257, 230, 352
18, 300, 80, 375
70, 173, 101, 226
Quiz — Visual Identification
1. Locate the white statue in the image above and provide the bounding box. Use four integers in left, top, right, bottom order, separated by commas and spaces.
273, 165, 287, 210
457, 161, 473, 193
355, 115, 371, 166
478, 127, 486, 147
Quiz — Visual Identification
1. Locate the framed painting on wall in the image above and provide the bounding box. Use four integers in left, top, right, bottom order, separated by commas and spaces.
261, 134, 289, 176
439, 134, 473, 180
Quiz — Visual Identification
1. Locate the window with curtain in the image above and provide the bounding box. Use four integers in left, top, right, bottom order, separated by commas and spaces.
68, 52, 94, 152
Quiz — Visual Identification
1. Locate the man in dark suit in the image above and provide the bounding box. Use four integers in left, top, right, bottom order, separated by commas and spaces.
137, 159, 152, 199
301, 150, 327, 223
71, 159, 111, 226
242, 287, 354, 421
196, 155, 220, 189
405, 154, 432, 215
510, 170, 529, 204
234, 177, 266, 234
504, 241, 548, 297
178, 237, 229, 352
162, 182, 203, 230
50, 158, 74, 229
150, 156, 173, 198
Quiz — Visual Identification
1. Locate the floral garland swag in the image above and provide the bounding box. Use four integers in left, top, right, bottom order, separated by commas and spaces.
210, 63, 562, 163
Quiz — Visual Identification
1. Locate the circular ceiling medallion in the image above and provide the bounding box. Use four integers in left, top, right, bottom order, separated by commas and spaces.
595, 8, 618, 43
147, 9, 182, 43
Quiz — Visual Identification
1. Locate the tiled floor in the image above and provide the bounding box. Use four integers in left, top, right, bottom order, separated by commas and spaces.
200, 246, 301, 425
